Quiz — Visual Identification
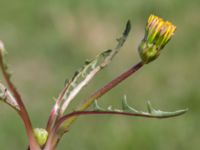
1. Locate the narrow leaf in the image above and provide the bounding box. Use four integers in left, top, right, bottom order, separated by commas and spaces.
59, 20, 132, 116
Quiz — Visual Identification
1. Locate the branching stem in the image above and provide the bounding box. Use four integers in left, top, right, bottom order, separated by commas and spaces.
45, 61, 144, 149
0, 54, 41, 150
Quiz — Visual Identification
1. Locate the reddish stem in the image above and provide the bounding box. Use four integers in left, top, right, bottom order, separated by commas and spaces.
55, 110, 183, 129
0, 55, 40, 150
46, 80, 71, 132
45, 61, 144, 149
78, 61, 144, 110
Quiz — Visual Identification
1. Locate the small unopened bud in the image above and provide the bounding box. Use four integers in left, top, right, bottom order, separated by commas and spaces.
33, 128, 48, 147
138, 15, 176, 64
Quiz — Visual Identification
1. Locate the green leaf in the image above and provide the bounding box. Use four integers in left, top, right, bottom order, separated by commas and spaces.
59, 20, 132, 115
91, 97, 188, 118
146, 101, 188, 117
123, 20, 131, 37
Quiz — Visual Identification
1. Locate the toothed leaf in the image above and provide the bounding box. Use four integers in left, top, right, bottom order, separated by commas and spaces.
90, 98, 187, 119
59, 20, 132, 116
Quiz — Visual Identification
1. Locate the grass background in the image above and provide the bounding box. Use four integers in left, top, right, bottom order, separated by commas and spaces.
0, 0, 199, 149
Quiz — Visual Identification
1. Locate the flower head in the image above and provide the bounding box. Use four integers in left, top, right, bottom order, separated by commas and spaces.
138, 15, 176, 63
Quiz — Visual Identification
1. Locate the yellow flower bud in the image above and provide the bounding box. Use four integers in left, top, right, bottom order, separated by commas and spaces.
139, 15, 176, 64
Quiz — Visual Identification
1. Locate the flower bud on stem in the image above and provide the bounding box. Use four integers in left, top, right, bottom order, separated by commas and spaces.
138, 15, 176, 64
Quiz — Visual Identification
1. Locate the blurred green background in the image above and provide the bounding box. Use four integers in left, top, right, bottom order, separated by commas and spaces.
0, 0, 199, 149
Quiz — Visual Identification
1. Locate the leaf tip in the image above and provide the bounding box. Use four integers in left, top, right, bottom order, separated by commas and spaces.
123, 20, 131, 37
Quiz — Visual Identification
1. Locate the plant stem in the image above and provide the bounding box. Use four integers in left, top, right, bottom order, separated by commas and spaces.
46, 80, 71, 132
46, 61, 144, 149
0, 54, 41, 150
55, 109, 187, 130
78, 61, 144, 111
63, 61, 143, 129
52, 20, 131, 121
